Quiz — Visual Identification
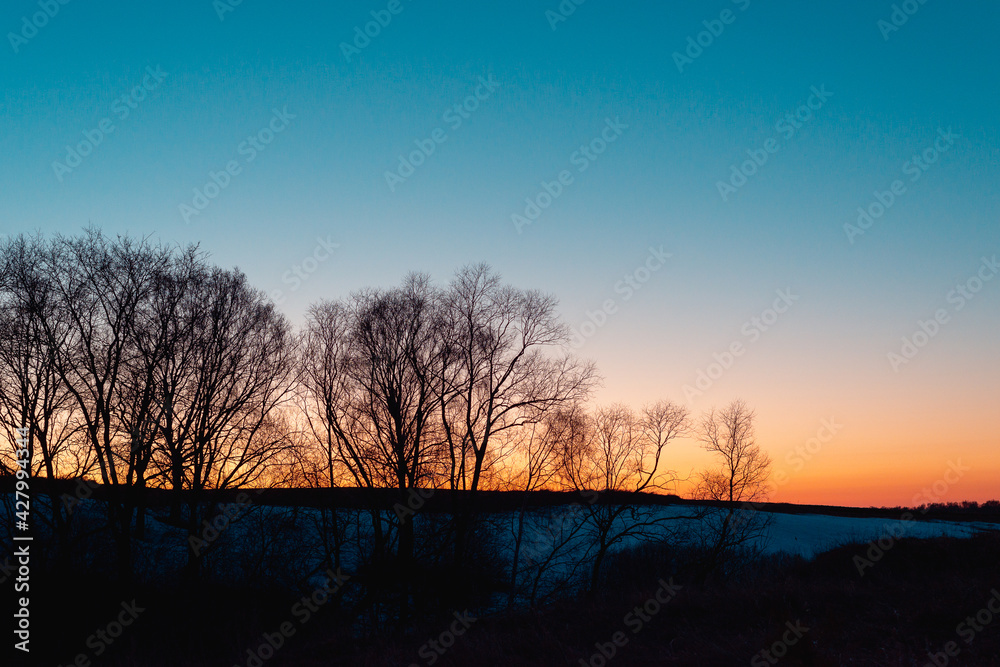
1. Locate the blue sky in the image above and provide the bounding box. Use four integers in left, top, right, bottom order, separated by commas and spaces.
2, 0, 998, 503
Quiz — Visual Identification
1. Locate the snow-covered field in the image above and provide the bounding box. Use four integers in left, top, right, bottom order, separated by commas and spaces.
760, 511, 993, 558
509, 503, 997, 561
6, 495, 996, 590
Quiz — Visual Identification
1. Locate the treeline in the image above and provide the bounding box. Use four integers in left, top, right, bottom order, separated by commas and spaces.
0, 228, 770, 602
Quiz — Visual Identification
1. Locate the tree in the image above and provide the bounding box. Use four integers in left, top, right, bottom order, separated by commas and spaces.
694, 399, 773, 576
0, 234, 88, 566
300, 275, 447, 627
31, 229, 176, 580
2, 229, 296, 581
152, 266, 296, 579
561, 401, 690, 592
301, 276, 444, 530
438, 263, 597, 561
503, 408, 575, 607
117, 246, 205, 536
0, 234, 83, 481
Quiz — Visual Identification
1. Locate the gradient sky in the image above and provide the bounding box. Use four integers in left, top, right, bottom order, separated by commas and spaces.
2, 0, 997, 506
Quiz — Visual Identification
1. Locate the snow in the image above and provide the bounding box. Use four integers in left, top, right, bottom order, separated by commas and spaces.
762, 511, 988, 558
5, 494, 996, 589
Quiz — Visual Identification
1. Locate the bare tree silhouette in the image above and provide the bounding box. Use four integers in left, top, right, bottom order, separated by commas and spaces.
503, 408, 579, 607
438, 263, 597, 562
561, 400, 691, 592
162, 267, 295, 579
0, 233, 88, 566
300, 275, 446, 627
29, 229, 176, 581
694, 399, 773, 577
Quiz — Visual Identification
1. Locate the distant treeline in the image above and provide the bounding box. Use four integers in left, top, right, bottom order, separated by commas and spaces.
6, 477, 996, 523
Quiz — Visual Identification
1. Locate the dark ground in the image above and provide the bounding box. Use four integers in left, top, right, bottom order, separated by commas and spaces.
9, 527, 1000, 666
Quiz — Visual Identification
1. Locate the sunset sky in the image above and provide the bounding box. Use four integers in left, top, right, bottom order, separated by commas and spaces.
2, 0, 997, 506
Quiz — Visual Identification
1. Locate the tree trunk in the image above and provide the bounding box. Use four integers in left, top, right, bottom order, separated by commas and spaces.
508, 503, 528, 608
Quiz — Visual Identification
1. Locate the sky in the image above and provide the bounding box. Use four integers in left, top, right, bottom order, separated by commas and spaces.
2, 0, 997, 507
